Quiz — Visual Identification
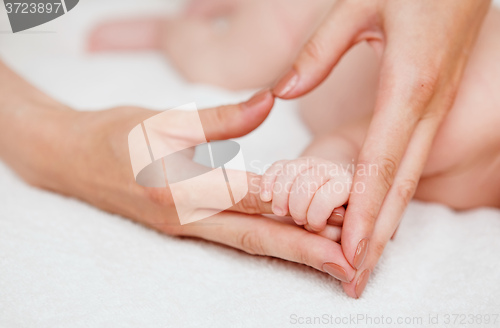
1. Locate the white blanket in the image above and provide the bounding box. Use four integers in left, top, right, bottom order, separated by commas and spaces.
1, 1, 499, 327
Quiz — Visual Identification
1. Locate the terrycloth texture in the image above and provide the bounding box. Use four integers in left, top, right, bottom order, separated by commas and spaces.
1, 1, 500, 327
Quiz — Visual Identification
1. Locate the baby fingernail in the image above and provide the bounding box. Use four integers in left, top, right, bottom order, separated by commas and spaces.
322, 263, 352, 283
355, 270, 370, 299
261, 189, 271, 201
273, 206, 285, 216
304, 224, 318, 232
272, 69, 298, 98
353, 238, 369, 269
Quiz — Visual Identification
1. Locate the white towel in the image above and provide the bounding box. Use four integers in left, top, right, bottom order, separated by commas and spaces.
1, 1, 499, 327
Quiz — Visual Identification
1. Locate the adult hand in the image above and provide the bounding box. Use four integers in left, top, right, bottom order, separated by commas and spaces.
50, 100, 355, 283
271, 0, 491, 298
0, 58, 356, 284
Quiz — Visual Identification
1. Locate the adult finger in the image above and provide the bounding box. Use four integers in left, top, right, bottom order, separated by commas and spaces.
340, 54, 440, 269
198, 89, 274, 141
229, 173, 274, 215
327, 207, 345, 226
151, 92, 274, 217
180, 211, 355, 283
315, 225, 342, 242
272, 1, 372, 99
342, 116, 441, 298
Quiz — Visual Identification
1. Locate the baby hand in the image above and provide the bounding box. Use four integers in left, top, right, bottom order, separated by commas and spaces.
260, 157, 352, 232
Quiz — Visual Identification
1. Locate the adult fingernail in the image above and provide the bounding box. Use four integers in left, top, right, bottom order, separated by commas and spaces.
353, 238, 369, 269
322, 263, 352, 283
329, 213, 344, 225
355, 270, 370, 299
242, 89, 270, 110
272, 69, 298, 98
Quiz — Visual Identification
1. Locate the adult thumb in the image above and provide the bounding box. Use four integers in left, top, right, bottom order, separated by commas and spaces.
198, 89, 274, 141
229, 173, 274, 215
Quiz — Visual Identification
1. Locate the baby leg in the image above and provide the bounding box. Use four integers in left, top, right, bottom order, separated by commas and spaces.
298, 41, 379, 135
415, 7, 500, 209
163, 0, 333, 89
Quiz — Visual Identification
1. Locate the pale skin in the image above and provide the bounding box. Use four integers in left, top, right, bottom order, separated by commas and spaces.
299, 9, 500, 211
260, 157, 352, 233
292, 4, 500, 297
264, 17, 500, 290
0, 61, 358, 288
4, 0, 496, 298
88, 0, 498, 298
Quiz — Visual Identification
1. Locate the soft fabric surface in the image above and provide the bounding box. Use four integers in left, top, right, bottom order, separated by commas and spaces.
1, 1, 499, 327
